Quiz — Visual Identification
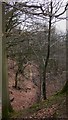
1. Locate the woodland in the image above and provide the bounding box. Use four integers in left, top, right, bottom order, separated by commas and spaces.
1, 0, 68, 119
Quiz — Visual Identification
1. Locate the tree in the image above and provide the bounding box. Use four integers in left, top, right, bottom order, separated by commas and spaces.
14, 55, 27, 89
2, 3, 13, 119
6, 29, 32, 89
9, 0, 67, 100
17, 0, 67, 100
61, 31, 68, 93
2, 1, 68, 112
0, 2, 2, 119
2, 2, 25, 119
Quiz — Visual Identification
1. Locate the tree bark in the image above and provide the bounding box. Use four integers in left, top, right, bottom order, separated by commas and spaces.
2, 3, 13, 119
0, 3, 2, 120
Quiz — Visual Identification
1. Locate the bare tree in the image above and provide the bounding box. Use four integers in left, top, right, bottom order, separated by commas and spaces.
5, 0, 68, 100
2, 1, 28, 119
17, 0, 67, 100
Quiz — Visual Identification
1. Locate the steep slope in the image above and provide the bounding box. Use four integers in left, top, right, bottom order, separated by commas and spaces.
9, 92, 67, 119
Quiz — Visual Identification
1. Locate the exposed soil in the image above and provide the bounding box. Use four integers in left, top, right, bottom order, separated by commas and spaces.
8, 58, 66, 111
8, 59, 41, 111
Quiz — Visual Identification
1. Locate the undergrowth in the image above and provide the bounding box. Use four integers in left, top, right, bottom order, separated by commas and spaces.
9, 90, 66, 119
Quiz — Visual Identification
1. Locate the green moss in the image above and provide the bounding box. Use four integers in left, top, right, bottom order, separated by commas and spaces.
61, 82, 68, 94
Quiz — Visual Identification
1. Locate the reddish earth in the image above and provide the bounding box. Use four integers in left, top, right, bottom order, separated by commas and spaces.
32, 104, 58, 118
8, 58, 66, 111
8, 59, 40, 111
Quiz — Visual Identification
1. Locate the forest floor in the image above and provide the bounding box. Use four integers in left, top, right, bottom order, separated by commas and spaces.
8, 58, 67, 119
9, 92, 67, 119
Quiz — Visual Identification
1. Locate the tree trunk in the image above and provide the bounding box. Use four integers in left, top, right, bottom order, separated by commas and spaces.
14, 70, 19, 88
0, 3, 2, 119
42, 1, 53, 100
42, 69, 47, 100
2, 3, 13, 119
61, 81, 68, 93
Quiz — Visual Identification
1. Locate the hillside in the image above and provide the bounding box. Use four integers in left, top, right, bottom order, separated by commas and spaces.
7, 58, 67, 119
8, 58, 66, 111
9, 92, 67, 119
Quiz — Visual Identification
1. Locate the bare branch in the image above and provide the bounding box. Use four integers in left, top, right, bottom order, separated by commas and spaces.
55, 3, 68, 18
